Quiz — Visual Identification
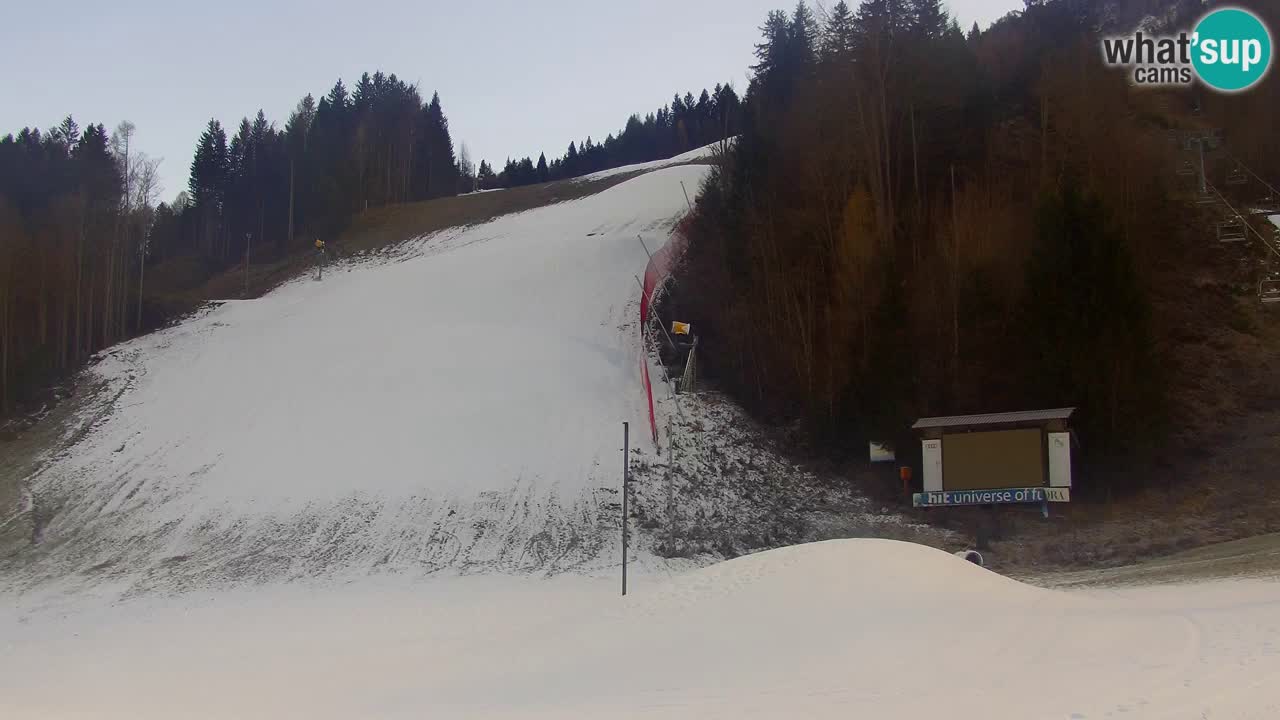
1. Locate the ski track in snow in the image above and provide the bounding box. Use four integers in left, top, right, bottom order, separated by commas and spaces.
10, 166, 715, 599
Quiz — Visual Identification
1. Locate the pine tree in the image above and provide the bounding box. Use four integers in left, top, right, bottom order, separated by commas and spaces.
226, 117, 254, 258
536, 152, 549, 183
188, 120, 227, 211
353, 72, 376, 110
55, 115, 81, 154
477, 160, 497, 190
517, 157, 536, 185
753, 9, 792, 80
565, 141, 579, 177
822, 1, 858, 60
327, 79, 349, 111
695, 90, 713, 146
855, 0, 905, 40
415, 92, 458, 199
906, 0, 949, 39
790, 2, 819, 63
285, 94, 316, 247
715, 84, 741, 139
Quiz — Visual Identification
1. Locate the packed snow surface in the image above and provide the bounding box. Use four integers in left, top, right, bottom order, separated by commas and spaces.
4, 539, 1279, 719
574, 139, 731, 182
22, 165, 711, 588
8, 145, 1280, 719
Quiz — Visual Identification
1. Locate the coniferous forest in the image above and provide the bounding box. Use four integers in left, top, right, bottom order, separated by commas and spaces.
488, 84, 742, 189
669, 0, 1280, 494
6, 0, 1280, 500
0, 70, 738, 412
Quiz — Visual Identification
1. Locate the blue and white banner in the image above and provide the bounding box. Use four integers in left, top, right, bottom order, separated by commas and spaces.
913, 487, 1070, 508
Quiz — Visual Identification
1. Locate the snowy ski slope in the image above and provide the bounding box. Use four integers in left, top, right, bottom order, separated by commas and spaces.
4, 539, 1279, 719
19, 164, 710, 592
4, 144, 1280, 720
573, 140, 730, 183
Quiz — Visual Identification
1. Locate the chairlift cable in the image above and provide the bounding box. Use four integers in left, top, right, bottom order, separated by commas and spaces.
1223, 150, 1280, 202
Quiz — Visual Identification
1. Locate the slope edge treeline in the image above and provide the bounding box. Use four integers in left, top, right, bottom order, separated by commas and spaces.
669, 0, 1280, 495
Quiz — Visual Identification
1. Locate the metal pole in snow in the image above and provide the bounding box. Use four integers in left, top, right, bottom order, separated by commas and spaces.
666, 413, 675, 555
244, 233, 251, 298
622, 421, 629, 596
680, 181, 693, 212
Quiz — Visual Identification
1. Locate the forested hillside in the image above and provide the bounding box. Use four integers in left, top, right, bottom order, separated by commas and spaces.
0, 74, 461, 412
0, 68, 740, 413
670, 0, 1280, 495
489, 84, 742, 188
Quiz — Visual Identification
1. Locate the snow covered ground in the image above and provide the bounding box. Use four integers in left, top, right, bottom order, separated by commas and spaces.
11, 165, 716, 597
4, 146, 1280, 719
574, 140, 731, 183
4, 539, 1279, 719
6, 143, 918, 602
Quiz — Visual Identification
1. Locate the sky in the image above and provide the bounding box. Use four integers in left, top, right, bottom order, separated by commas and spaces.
3, 0, 1024, 203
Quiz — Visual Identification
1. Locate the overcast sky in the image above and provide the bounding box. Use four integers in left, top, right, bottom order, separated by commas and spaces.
4, 0, 1023, 202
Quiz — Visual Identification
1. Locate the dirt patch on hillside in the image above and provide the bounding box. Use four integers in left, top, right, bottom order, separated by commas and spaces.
628, 389, 959, 562
0, 372, 116, 562
152, 166, 701, 311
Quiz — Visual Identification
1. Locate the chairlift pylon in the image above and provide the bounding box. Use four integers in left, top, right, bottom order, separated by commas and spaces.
1227, 164, 1248, 186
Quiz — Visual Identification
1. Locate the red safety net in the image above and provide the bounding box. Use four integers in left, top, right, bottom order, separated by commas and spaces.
639, 216, 694, 444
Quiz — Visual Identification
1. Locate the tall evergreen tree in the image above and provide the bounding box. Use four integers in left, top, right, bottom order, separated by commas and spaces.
753, 10, 793, 81
188, 119, 228, 213
906, 0, 949, 38
414, 91, 458, 199
284, 94, 316, 247
477, 160, 497, 190
822, 1, 859, 60
855, 0, 906, 40
789, 2, 819, 63
187, 119, 229, 255
565, 141, 579, 177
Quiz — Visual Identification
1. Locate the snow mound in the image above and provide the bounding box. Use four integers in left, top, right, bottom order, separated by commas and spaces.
6, 538, 1280, 719
638, 539, 1038, 611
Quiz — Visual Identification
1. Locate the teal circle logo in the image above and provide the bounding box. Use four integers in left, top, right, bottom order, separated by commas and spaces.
1192, 8, 1272, 92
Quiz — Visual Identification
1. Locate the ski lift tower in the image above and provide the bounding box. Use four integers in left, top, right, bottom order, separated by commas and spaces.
1180, 129, 1225, 199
